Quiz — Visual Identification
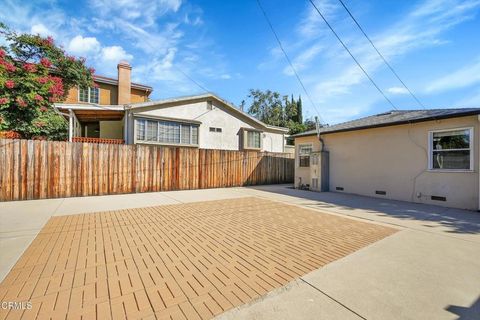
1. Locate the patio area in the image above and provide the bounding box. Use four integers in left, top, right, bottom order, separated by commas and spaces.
0, 197, 394, 319
1, 185, 479, 319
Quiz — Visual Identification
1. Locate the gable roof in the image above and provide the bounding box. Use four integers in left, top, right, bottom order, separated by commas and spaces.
293, 108, 480, 138
93, 75, 153, 92
127, 93, 289, 133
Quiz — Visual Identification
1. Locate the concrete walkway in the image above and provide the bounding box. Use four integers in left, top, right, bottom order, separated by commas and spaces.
1, 185, 479, 319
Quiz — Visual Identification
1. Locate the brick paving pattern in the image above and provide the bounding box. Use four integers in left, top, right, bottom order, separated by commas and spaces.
0, 197, 396, 319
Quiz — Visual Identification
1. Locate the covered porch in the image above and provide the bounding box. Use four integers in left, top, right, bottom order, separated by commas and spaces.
55, 104, 126, 144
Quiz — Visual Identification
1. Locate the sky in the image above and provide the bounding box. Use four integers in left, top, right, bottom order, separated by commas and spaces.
1, 0, 480, 124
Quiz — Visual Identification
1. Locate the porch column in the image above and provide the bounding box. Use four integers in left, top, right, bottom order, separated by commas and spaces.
68, 109, 74, 142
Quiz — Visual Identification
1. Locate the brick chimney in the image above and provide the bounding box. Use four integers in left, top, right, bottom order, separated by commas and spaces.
117, 60, 131, 104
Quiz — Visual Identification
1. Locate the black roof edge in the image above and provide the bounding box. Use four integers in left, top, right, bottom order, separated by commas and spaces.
294, 109, 480, 138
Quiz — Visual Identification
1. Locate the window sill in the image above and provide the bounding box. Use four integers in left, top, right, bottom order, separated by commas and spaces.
136, 141, 199, 148
427, 169, 474, 173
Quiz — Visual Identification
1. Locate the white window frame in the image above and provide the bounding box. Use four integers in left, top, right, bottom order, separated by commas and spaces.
298, 144, 312, 168
134, 118, 199, 147
78, 86, 100, 104
428, 127, 473, 172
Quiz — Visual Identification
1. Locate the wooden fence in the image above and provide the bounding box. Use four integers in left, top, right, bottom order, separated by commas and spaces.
0, 139, 294, 201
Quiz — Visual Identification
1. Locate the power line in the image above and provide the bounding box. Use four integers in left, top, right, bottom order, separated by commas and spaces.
307, 0, 399, 111
173, 65, 210, 93
256, 0, 325, 124
337, 0, 426, 109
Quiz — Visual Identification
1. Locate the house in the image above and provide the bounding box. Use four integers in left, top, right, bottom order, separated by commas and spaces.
292, 108, 480, 210
55, 61, 289, 152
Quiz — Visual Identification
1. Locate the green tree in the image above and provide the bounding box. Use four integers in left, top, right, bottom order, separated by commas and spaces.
0, 23, 94, 139
296, 95, 303, 124
246, 89, 284, 127
285, 94, 297, 123
244, 89, 310, 135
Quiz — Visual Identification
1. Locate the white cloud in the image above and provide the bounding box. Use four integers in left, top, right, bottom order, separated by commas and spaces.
283, 43, 324, 76
67, 35, 101, 55
220, 74, 231, 79
425, 58, 480, 93
280, 0, 480, 122
387, 86, 409, 95
30, 23, 53, 37
456, 89, 480, 106
101, 46, 134, 62
90, 0, 182, 26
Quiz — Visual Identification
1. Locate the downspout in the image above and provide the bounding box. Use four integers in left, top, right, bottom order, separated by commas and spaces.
315, 116, 329, 191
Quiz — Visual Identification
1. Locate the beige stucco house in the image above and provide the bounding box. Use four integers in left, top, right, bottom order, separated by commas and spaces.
292, 109, 480, 210
55, 61, 289, 151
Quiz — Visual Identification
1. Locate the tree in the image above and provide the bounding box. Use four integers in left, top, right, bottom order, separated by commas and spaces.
246, 89, 284, 127
296, 95, 303, 124
244, 89, 309, 135
0, 23, 94, 139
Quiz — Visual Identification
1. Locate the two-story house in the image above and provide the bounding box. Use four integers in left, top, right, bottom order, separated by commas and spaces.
56, 61, 152, 143
55, 61, 290, 152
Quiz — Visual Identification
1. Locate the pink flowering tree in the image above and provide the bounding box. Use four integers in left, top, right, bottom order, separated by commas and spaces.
0, 23, 94, 140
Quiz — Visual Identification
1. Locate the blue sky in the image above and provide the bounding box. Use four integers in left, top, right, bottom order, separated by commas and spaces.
1, 0, 480, 124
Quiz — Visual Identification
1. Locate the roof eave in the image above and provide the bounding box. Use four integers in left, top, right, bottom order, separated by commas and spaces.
293, 110, 480, 138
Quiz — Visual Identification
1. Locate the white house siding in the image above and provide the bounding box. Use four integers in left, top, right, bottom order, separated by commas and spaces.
126, 100, 286, 151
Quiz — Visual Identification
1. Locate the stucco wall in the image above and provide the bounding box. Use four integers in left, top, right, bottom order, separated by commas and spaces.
100, 120, 123, 139
126, 100, 285, 151
294, 115, 479, 210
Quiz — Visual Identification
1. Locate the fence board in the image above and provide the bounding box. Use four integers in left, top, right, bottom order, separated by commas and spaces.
0, 138, 294, 201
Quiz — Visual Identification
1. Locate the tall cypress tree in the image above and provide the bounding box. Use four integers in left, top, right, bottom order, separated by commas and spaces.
297, 95, 303, 124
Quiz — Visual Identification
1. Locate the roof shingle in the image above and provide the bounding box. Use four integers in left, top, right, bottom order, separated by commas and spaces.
293, 108, 480, 137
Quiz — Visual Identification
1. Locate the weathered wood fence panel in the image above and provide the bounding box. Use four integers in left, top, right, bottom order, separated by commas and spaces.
0, 139, 294, 201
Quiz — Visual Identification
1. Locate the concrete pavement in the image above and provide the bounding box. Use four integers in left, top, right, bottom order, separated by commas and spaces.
1, 185, 479, 319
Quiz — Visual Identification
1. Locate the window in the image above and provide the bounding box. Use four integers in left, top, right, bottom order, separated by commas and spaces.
136, 119, 199, 145
246, 130, 261, 149
209, 127, 222, 133
429, 128, 473, 170
298, 144, 312, 167
79, 87, 99, 103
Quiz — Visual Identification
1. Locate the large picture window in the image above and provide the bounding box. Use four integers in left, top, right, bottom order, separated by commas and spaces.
79, 87, 99, 103
429, 128, 473, 170
136, 119, 199, 146
298, 144, 312, 167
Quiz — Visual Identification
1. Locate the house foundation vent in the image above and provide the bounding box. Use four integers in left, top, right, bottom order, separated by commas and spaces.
375, 190, 387, 195
336, 187, 344, 191
431, 195, 446, 201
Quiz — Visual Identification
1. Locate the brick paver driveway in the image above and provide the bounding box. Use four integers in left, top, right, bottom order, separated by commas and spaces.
0, 197, 396, 319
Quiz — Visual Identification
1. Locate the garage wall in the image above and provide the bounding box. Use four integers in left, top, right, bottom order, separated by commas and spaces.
295, 115, 479, 210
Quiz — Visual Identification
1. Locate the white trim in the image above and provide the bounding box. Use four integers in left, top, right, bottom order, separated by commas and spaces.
297, 143, 313, 168
428, 127, 473, 171
77, 86, 100, 104
134, 118, 200, 147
